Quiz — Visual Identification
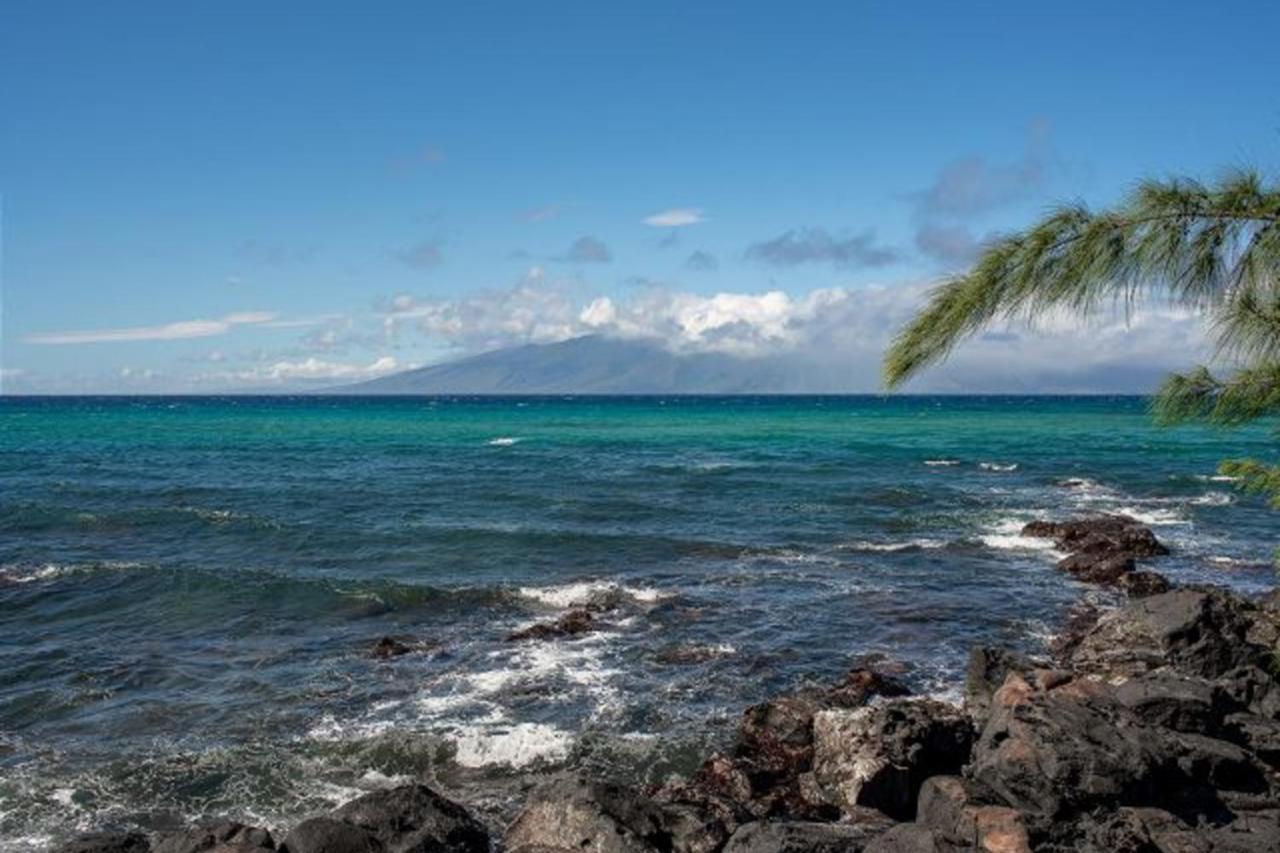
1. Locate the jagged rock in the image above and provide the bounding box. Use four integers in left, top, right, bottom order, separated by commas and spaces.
504, 776, 688, 853
968, 675, 1166, 818
1116, 571, 1172, 598
1066, 807, 1206, 853
54, 835, 151, 853
1021, 515, 1168, 558
279, 818, 381, 853
152, 821, 274, 853
722, 818, 894, 852
862, 824, 959, 853
964, 647, 1033, 723
327, 784, 488, 853
1113, 672, 1236, 735
1056, 551, 1135, 584
371, 637, 413, 659
812, 699, 974, 821
1224, 711, 1280, 767
915, 776, 1030, 852
506, 609, 595, 642
1067, 589, 1263, 680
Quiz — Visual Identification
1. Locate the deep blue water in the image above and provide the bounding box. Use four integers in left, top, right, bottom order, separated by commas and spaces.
0, 395, 1275, 848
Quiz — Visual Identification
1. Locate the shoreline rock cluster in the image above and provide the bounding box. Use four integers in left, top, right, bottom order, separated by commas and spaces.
53, 516, 1280, 852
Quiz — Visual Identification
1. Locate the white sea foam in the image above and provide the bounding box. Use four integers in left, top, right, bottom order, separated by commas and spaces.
979, 462, 1019, 472
517, 579, 665, 608
842, 539, 947, 553
1190, 492, 1234, 506
451, 722, 574, 768
1110, 506, 1189, 526
487, 437, 521, 446
979, 518, 1063, 555
923, 459, 960, 467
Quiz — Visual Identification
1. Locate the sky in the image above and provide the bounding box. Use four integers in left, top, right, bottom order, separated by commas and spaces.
1, 0, 1278, 393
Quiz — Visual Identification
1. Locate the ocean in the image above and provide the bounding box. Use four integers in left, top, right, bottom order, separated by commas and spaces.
0, 395, 1275, 849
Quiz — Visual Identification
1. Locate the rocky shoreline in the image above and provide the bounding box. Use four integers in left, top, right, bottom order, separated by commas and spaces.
52, 515, 1280, 852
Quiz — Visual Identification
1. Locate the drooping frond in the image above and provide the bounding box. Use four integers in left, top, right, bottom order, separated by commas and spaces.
1152, 364, 1280, 426
1218, 458, 1280, 510
883, 170, 1280, 388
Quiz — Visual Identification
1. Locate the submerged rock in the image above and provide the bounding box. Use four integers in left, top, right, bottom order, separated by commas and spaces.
506, 608, 595, 642
371, 637, 414, 659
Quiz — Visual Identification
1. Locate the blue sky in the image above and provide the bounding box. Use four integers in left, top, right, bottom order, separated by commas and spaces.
2, 1, 1278, 392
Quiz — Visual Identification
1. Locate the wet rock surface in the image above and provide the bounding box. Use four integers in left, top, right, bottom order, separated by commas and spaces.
51, 518, 1280, 853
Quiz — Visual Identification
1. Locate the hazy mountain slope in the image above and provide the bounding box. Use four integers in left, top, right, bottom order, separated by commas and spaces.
337, 335, 847, 394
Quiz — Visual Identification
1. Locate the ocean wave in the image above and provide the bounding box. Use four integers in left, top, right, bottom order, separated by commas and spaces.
451, 722, 574, 768
487, 436, 521, 446
516, 580, 666, 609
979, 462, 1019, 472
1109, 506, 1189, 526
923, 459, 960, 467
1189, 492, 1234, 507
978, 518, 1064, 555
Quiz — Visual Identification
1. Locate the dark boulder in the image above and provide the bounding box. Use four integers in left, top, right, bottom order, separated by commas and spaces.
504, 775, 699, 853
1021, 515, 1168, 558
1223, 711, 1280, 768
1116, 571, 1172, 598
722, 818, 894, 853
1067, 589, 1263, 680
861, 824, 960, 853
54, 835, 151, 853
152, 821, 275, 853
371, 637, 414, 659
964, 647, 1033, 723
915, 776, 1030, 852
279, 818, 381, 853
1065, 807, 1204, 853
968, 675, 1167, 818
506, 609, 595, 642
812, 699, 974, 821
1113, 672, 1236, 736
1056, 552, 1135, 584
328, 784, 488, 853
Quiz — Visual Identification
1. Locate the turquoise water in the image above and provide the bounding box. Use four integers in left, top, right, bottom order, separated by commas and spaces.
0, 395, 1275, 848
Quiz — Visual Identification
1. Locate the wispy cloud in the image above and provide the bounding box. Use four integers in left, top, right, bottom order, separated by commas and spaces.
685, 250, 718, 271
745, 227, 900, 269
911, 121, 1055, 267
393, 239, 445, 270
215, 356, 401, 383
518, 204, 563, 223
557, 235, 612, 263
643, 208, 705, 227
24, 312, 277, 345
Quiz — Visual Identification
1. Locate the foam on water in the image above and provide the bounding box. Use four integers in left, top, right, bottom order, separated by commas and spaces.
517, 579, 666, 608
841, 539, 948, 553
979, 462, 1019, 472
923, 459, 960, 467
487, 437, 521, 446
979, 518, 1064, 556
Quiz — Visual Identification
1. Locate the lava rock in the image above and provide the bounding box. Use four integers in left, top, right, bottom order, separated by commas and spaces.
915, 776, 1030, 852
54, 835, 152, 853
328, 784, 488, 853
371, 637, 414, 659
506, 609, 595, 642
1056, 551, 1135, 584
504, 776, 679, 853
964, 647, 1033, 723
152, 821, 275, 853
812, 699, 974, 821
1067, 589, 1263, 680
862, 823, 960, 853
722, 818, 894, 852
279, 818, 381, 853
1116, 571, 1172, 598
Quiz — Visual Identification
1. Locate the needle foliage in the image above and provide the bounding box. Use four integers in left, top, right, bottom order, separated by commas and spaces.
882, 170, 1280, 558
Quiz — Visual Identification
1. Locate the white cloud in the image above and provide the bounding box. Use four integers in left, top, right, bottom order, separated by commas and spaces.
25, 312, 276, 345
643, 208, 706, 227
208, 356, 401, 385
382, 275, 1211, 391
